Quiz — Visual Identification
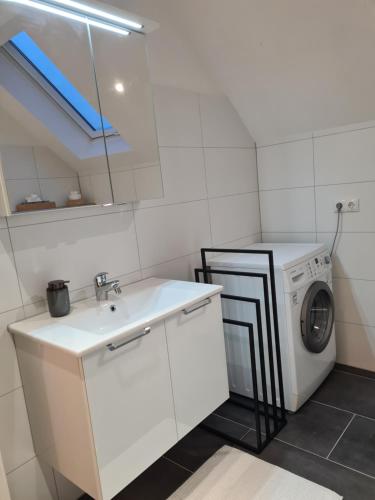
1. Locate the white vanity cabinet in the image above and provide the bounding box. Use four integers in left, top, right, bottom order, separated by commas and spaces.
83, 321, 177, 500
165, 294, 229, 438
11, 279, 228, 500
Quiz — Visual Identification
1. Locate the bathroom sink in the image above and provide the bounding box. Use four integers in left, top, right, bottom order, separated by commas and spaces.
11, 277, 228, 500
9, 278, 222, 356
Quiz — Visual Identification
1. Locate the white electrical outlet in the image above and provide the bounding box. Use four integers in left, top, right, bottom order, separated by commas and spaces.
335, 199, 360, 212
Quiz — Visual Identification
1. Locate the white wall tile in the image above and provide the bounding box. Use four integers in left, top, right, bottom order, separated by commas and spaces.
317, 232, 375, 280
199, 95, 254, 148
205, 148, 257, 198
136, 148, 207, 209
0, 388, 34, 473
117, 270, 143, 288
217, 233, 261, 250
257, 139, 314, 190
134, 200, 211, 268
7, 458, 57, 500
316, 182, 375, 233
314, 127, 375, 185
335, 321, 375, 372
256, 129, 375, 370
141, 235, 262, 283
142, 252, 202, 282
0, 309, 23, 397
1, 146, 37, 180
78, 173, 113, 206
89, 173, 113, 205
134, 165, 164, 201
334, 278, 375, 327
0, 229, 22, 313
159, 148, 206, 203
209, 192, 260, 245
153, 86, 202, 147
111, 170, 137, 202
262, 232, 316, 243
10, 212, 140, 305
33, 147, 76, 179
260, 187, 315, 233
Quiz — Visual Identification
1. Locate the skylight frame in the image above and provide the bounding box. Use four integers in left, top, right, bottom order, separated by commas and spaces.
3, 36, 118, 141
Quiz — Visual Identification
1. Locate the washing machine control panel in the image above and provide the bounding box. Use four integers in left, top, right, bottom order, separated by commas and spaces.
285, 252, 331, 292
306, 254, 330, 279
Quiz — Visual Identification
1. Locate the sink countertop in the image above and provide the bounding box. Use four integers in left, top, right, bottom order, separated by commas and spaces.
9, 278, 222, 357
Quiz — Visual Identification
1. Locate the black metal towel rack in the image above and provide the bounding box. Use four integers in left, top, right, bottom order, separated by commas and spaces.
195, 247, 287, 453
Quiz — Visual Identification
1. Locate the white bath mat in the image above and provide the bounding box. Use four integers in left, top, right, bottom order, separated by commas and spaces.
168, 446, 342, 500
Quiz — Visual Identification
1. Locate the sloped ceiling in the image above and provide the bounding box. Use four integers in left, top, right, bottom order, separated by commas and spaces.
105, 0, 219, 94
168, 0, 375, 144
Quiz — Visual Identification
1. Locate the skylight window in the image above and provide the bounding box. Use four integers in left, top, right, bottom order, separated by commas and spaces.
10, 31, 112, 132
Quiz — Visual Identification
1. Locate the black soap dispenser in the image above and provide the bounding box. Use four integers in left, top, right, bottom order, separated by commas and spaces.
47, 280, 71, 317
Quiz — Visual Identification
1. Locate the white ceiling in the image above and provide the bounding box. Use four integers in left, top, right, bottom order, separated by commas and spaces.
169, 0, 375, 144
106, 0, 219, 94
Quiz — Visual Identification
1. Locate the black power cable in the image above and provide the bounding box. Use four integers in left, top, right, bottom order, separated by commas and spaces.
330, 202, 343, 257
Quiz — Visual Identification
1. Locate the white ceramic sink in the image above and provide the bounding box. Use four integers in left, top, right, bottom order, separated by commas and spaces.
9, 278, 222, 357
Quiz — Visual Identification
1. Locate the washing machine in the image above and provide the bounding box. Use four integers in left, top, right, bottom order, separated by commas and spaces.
208, 243, 336, 412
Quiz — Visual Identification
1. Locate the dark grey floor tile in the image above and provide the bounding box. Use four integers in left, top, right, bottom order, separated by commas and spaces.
277, 401, 353, 457
330, 415, 375, 478
313, 370, 375, 419
215, 400, 256, 428
165, 426, 230, 472
260, 439, 375, 500
240, 428, 261, 449
79, 457, 190, 500
202, 413, 270, 455
215, 396, 280, 434
202, 413, 249, 440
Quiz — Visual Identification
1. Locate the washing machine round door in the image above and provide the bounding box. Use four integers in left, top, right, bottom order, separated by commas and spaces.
300, 281, 334, 353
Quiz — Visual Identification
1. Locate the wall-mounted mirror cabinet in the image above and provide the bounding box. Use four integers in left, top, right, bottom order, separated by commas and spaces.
0, 0, 162, 215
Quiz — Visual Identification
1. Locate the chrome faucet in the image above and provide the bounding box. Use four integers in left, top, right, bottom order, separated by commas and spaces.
94, 272, 122, 301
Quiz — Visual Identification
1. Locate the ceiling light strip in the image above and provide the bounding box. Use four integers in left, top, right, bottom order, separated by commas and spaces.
6, 0, 131, 35
47, 0, 143, 30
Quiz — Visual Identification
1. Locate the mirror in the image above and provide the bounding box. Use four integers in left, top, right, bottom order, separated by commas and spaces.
0, 0, 113, 213
89, 25, 163, 203
0, 1, 162, 215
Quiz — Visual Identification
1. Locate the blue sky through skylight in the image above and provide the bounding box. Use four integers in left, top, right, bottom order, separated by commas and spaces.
10, 31, 112, 132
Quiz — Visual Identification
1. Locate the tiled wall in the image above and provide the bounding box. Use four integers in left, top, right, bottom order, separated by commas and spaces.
0, 86, 260, 499
257, 122, 375, 373
0, 145, 80, 212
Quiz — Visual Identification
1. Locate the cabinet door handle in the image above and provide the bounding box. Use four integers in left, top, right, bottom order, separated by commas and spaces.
106, 326, 151, 351
183, 297, 211, 315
